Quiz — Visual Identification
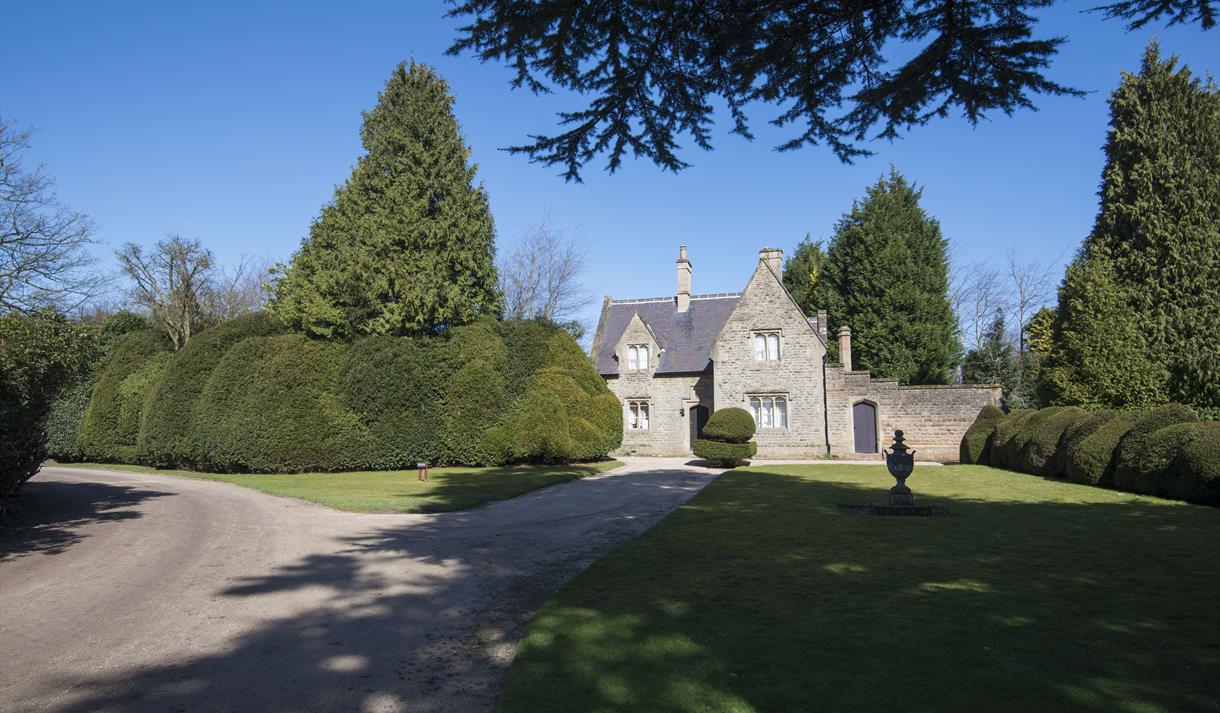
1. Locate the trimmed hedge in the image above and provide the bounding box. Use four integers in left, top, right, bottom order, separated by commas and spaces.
702, 407, 757, 444
76, 330, 170, 462
1051, 409, 1114, 477
1113, 403, 1197, 494
1173, 422, 1220, 505
1067, 410, 1143, 487
1012, 406, 1087, 475
965, 402, 1216, 506
960, 404, 1004, 464
195, 334, 374, 472
140, 313, 283, 467
45, 377, 98, 462
67, 317, 621, 472
693, 438, 758, 467
986, 409, 1036, 470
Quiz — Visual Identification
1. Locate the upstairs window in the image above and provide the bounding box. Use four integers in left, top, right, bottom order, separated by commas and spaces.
628, 400, 650, 429
753, 332, 781, 361
748, 395, 788, 429
627, 344, 650, 371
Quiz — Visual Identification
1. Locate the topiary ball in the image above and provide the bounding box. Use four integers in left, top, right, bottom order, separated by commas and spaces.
702, 407, 756, 444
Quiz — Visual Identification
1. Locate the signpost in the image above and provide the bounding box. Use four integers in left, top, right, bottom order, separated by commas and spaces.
417, 461, 429, 482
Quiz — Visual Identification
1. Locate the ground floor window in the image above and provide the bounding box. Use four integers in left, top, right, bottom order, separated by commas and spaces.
748, 395, 788, 429
628, 400, 650, 430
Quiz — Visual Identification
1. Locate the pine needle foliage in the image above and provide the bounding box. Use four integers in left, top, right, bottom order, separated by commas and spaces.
812, 169, 959, 384
271, 61, 501, 339
1044, 42, 1219, 411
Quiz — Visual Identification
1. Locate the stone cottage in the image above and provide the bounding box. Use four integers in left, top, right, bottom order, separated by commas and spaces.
590, 246, 1001, 461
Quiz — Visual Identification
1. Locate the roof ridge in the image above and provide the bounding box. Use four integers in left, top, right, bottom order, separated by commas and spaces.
609, 292, 740, 305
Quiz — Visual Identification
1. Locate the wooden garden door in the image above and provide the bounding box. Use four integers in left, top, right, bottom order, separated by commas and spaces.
853, 402, 877, 453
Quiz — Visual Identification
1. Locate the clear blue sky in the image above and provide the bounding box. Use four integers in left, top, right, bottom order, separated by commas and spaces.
2, 1, 1216, 333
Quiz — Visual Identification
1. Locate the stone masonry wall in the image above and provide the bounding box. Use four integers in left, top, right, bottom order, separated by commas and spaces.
825, 364, 1001, 461
607, 311, 714, 456
712, 261, 829, 458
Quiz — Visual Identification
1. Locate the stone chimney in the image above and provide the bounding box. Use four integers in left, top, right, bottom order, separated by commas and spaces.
838, 325, 853, 371
759, 247, 783, 279
676, 244, 692, 312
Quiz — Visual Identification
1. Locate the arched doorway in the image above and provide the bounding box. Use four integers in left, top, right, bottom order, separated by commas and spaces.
689, 405, 709, 447
852, 402, 877, 453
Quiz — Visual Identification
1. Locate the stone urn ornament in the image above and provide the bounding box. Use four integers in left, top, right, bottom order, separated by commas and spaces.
883, 430, 916, 506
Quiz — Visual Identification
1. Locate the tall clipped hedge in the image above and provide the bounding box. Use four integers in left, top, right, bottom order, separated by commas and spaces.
1051, 410, 1114, 477
964, 402, 1216, 506
140, 313, 284, 467
76, 330, 170, 463
986, 409, 1036, 470
1012, 406, 1087, 475
960, 404, 1004, 464
1067, 410, 1143, 487
68, 317, 620, 472
195, 334, 374, 472
1112, 403, 1197, 494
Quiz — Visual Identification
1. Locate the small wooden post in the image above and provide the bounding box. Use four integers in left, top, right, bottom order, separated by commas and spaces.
416, 461, 429, 482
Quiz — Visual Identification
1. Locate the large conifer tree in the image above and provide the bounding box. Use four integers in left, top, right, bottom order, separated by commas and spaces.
812, 169, 959, 384
1043, 42, 1219, 411
272, 62, 501, 339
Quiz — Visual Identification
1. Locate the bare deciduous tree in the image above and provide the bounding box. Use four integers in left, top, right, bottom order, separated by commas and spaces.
498, 222, 590, 328
200, 254, 273, 323
116, 235, 215, 350
951, 262, 1009, 353
0, 119, 105, 314
1005, 248, 1058, 352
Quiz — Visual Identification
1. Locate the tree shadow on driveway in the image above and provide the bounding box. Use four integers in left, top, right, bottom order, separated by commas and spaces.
0, 478, 170, 562
24, 465, 713, 713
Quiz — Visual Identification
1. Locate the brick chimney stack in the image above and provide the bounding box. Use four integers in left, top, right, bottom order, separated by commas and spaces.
838, 325, 853, 371
759, 247, 783, 279
676, 244, 692, 312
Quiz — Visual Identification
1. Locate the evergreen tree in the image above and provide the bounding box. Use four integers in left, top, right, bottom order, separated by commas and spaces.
781, 235, 827, 317
1041, 257, 1168, 408
271, 62, 501, 339
963, 311, 1019, 400
1045, 42, 1219, 410
813, 169, 959, 384
1023, 307, 1056, 356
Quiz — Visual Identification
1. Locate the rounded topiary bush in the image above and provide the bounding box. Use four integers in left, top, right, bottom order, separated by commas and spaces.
499, 319, 557, 399
139, 313, 284, 467
1173, 422, 1220, 505
986, 409, 1036, 470
1051, 409, 1114, 477
77, 330, 170, 462
590, 392, 624, 456
1067, 410, 1144, 487
695, 407, 758, 466
1134, 422, 1202, 500
960, 404, 1004, 465
195, 334, 373, 472
693, 438, 758, 467
1013, 406, 1087, 475
701, 407, 756, 444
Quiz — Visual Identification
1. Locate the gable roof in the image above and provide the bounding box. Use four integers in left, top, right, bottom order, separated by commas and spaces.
593, 294, 740, 375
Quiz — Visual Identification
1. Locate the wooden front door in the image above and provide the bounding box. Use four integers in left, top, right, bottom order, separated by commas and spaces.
690, 405, 709, 446
853, 402, 877, 453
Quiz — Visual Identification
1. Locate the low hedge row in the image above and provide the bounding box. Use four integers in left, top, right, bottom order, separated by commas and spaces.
962, 403, 1217, 506
52, 315, 620, 472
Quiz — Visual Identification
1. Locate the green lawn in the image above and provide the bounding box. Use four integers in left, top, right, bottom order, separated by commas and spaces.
500, 464, 1220, 713
49, 460, 622, 513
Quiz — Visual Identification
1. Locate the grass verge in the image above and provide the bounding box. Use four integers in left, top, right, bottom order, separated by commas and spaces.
47, 460, 622, 513
500, 463, 1220, 713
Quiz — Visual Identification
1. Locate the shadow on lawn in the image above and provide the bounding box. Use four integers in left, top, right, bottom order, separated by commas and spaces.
498, 471, 1220, 713
400, 462, 618, 512
0, 478, 170, 562
29, 463, 710, 713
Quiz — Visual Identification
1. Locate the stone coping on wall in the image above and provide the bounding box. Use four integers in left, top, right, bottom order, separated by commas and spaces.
826, 363, 1000, 390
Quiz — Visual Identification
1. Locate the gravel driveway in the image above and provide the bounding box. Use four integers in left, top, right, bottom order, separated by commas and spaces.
0, 459, 717, 713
